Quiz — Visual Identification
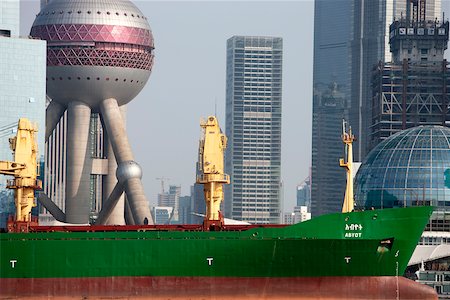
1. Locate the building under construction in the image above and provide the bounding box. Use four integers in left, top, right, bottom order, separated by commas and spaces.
370, 0, 450, 149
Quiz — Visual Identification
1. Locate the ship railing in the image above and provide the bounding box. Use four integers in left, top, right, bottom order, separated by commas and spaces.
196, 174, 230, 184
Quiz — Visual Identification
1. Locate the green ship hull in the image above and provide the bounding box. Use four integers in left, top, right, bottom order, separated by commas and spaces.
0, 206, 436, 299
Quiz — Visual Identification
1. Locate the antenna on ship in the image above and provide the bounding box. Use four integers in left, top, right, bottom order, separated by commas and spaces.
340, 119, 355, 213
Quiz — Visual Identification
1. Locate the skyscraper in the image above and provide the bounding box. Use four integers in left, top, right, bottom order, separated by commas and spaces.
0, 0, 46, 226
371, 4, 449, 146
225, 36, 283, 224
311, 0, 442, 216
351, 0, 441, 159
311, 0, 352, 216
158, 185, 181, 222
296, 176, 311, 210
178, 195, 192, 224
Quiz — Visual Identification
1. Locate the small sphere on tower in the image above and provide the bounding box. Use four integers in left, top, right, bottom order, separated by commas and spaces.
30, 0, 154, 109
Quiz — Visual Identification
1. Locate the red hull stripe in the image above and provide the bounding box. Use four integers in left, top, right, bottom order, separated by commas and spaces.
1, 276, 437, 299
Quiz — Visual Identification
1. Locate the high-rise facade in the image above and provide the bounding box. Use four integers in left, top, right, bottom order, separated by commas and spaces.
351, 0, 441, 159
0, 0, 46, 226
178, 195, 191, 224
152, 206, 173, 225
296, 176, 311, 210
0, 0, 19, 37
157, 185, 181, 222
311, 0, 353, 216
371, 14, 449, 146
311, 0, 442, 216
225, 36, 283, 224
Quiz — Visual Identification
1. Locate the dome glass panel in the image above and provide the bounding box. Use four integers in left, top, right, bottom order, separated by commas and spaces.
355, 126, 450, 210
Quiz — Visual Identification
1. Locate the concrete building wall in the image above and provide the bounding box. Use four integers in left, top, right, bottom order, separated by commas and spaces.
283, 206, 311, 224
0, 0, 19, 37
0, 37, 46, 163
0, 35, 46, 226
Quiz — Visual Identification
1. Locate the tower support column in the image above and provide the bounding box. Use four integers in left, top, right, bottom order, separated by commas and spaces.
45, 101, 66, 141
65, 101, 91, 223
99, 98, 153, 225
102, 126, 125, 224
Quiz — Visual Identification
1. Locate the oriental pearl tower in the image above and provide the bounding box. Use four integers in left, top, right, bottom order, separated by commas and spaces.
31, 0, 154, 225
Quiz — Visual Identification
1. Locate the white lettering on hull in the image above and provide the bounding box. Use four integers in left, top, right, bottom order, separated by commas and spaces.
207, 257, 213, 266
10, 260, 17, 268
344, 232, 362, 238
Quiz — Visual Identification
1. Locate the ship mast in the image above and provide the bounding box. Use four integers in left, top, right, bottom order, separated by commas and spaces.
196, 116, 230, 230
340, 119, 355, 213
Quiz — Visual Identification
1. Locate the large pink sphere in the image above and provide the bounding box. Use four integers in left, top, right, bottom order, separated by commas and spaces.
31, 0, 154, 108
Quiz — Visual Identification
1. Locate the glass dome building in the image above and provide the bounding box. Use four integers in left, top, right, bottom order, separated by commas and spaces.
354, 126, 450, 211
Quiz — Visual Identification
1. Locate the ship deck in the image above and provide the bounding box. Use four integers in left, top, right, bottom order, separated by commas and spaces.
27, 223, 288, 233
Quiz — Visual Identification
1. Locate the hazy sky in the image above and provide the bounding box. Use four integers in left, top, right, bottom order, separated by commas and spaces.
21, 0, 314, 212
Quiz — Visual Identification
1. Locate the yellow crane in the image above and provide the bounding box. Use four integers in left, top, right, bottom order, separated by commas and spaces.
0, 118, 41, 231
196, 116, 230, 230
340, 119, 355, 213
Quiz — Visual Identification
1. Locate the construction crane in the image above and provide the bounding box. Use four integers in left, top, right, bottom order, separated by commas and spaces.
155, 177, 169, 194
196, 116, 230, 230
0, 118, 41, 232
339, 119, 355, 213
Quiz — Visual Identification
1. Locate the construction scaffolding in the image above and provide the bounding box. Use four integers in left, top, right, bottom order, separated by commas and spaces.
370, 16, 450, 149
371, 60, 450, 147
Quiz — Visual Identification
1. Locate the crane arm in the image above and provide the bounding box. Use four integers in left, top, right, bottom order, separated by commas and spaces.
0, 161, 26, 176
0, 118, 40, 227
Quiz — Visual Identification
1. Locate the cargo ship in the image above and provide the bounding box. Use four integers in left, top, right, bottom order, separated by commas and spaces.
0, 118, 437, 299
0, 205, 436, 299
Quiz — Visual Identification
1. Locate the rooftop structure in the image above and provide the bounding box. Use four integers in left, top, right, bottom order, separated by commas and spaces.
407, 231, 450, 296
371, 3, 450, 148
283, 206, 311, 225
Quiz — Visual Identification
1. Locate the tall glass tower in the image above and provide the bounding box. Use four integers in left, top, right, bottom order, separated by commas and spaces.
351, 0, 440, 160
311, 0, 442, 216
311, 0, 352, 216
225, 36, 283, 224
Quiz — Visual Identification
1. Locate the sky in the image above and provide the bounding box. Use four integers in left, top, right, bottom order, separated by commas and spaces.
21, 0, 314, 212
